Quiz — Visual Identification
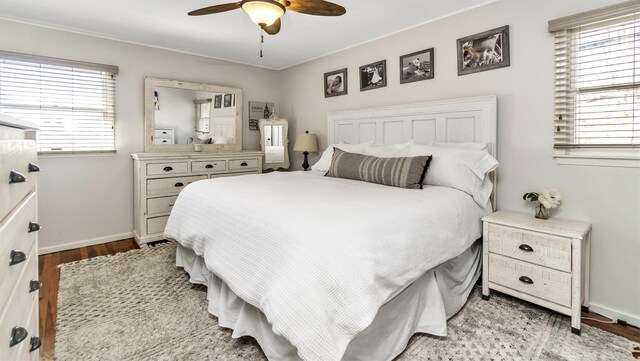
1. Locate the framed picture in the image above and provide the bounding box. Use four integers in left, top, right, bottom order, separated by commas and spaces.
249, 101, 275, 131
324, 68, 348, 98
214, 95, 222, 109
400, 48, 434, 84
457, 25, 510, 76
359, 60, 387, 91
223, 94, 233, 107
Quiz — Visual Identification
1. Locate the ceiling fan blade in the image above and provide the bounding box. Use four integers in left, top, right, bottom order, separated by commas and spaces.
286, 0, 346, 16
188, 2, 242, 16
263, 18, 282, 35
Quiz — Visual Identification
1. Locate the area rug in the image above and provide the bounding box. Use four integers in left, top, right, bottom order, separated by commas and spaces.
55, 242, 633, 361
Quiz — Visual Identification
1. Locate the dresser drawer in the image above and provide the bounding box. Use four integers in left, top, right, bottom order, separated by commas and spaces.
0, 193, 38, 307
147, 175, 207, 196
0, 139, 37, 223
0, 296, 39, 361
147, 196, 178, 216
147, 216, 169, 235
146, 162, 188, 176
489, 254, 571, 307
154, 129, 174, 138
228, 159, 258, 171
192, 160, 226, 173
488, 224, 571, 272
0, 240, 38, 319
154, 138, 174, 145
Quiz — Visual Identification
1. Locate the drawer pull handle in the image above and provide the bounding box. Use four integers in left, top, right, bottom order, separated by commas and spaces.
519, 244, 534, 252
240, 162, 248, 167
29, 280, 43, 293
174, 182, 184, 187
519, 276, 534, 285
163, 166, 173, 172
29, 336, 41, 352
10, 327, 28, 347
162, 131, 167, 134
9, 170, 27, 184
28, 163, 40, 172
205, 164, 214, 169
169, 204, 174, 207
9, 249, 28, 266
28, 222, 41, 233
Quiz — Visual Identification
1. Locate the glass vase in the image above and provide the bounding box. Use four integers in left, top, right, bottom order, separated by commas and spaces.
535, 204, 550, 220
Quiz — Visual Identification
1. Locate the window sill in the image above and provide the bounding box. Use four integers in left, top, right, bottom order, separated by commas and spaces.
554, 149, 640, 168
38, 151, 117, 158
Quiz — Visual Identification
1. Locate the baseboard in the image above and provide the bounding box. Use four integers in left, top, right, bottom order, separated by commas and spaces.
588, 302, 640, 329
38, 232, 134, 254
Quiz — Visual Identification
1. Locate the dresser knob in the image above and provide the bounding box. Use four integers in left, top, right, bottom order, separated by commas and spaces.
240, 162, 248, 167
29, 280, 43, 293
9, 250, 28, 266
518, 244, 534, 252
29, 336, 41, 352
519, 276, 534, 285
163, 166, 173, 172
205, 164, 214, 169
174, 182, 184, 187
10, 326, 28, 347
28, 163, 40, 172
28, 222, 41, 233
9, 170, 27, 184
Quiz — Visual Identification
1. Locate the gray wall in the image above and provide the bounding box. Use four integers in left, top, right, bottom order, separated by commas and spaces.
0, 19, 279, 253
278, 0, 639, 323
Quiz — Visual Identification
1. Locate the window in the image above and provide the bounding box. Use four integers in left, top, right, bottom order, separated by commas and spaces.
0, 51, 118, 154
549, 2, 639, 166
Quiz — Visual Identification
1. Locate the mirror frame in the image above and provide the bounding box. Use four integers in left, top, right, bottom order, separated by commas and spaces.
144, 77, 243, 152
259, 117, 290, 171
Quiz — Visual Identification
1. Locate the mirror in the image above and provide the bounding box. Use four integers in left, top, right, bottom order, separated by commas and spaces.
144, 77, 242, 152
259, 117, 290, 170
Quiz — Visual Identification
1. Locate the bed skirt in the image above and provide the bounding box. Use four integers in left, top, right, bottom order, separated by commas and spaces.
175, 240, 481, 361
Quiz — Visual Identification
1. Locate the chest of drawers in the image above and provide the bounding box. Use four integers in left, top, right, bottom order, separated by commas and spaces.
0, 114, 41, 360
482, 210, 591, 335
131, 151, 263, 244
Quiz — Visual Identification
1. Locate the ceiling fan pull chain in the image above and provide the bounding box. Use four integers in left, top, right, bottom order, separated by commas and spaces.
260, 30, 264, 58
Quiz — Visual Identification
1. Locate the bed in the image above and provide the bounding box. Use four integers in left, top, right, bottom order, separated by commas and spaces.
164, 96, 498, 361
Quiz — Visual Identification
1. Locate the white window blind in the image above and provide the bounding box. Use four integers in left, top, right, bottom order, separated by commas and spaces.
550, 2, 639, 151
0, 51, 118, 153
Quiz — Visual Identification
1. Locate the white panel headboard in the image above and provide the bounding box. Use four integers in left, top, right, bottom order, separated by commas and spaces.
327, 95, 497, 159
327, 95, 498, 206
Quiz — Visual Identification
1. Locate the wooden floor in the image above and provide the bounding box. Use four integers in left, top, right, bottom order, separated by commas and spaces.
39, 239, 640, 360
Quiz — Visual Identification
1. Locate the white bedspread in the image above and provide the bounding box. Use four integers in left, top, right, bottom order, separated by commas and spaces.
164, 171, 489, 361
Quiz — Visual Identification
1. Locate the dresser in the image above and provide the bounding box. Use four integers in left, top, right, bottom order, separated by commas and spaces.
0, 114, 41, 360
482, 210, 591, 335
131, 151, 263, 244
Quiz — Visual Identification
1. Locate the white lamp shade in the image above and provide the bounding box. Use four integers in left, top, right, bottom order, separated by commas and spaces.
294, 133, 318, 152
241, 0, 285, 27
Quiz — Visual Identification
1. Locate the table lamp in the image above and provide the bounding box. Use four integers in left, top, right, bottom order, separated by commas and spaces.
293, 131, 318, 171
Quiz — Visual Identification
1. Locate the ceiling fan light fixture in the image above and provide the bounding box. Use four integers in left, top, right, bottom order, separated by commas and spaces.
241, 0, 286, 27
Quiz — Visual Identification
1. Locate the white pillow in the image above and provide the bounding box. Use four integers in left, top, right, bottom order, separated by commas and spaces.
311, 143, 367, 172
364, 142, 411, 157
407, 144, 499, 206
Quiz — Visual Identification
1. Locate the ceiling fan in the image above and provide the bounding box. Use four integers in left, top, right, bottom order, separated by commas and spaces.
188, 0, 346, 36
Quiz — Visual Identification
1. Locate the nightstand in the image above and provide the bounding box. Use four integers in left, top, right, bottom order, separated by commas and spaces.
482, 210, 591, 335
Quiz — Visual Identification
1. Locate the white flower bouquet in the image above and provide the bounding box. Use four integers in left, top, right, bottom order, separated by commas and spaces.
523, 188, 561, 219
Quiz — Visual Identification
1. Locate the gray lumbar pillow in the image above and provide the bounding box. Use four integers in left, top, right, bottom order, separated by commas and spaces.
326, 148, 432, 189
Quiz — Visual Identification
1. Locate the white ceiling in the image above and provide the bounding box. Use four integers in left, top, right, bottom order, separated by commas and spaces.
0, 0, 495, 70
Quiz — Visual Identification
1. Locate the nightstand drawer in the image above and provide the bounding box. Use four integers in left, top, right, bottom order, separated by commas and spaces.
489, 254, 571, 307
488, 224, 571, 272
147, 216, 169, 235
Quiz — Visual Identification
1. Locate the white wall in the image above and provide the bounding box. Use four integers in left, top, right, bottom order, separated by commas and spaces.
0, 19, 279, 253
278, 0, 640, 323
